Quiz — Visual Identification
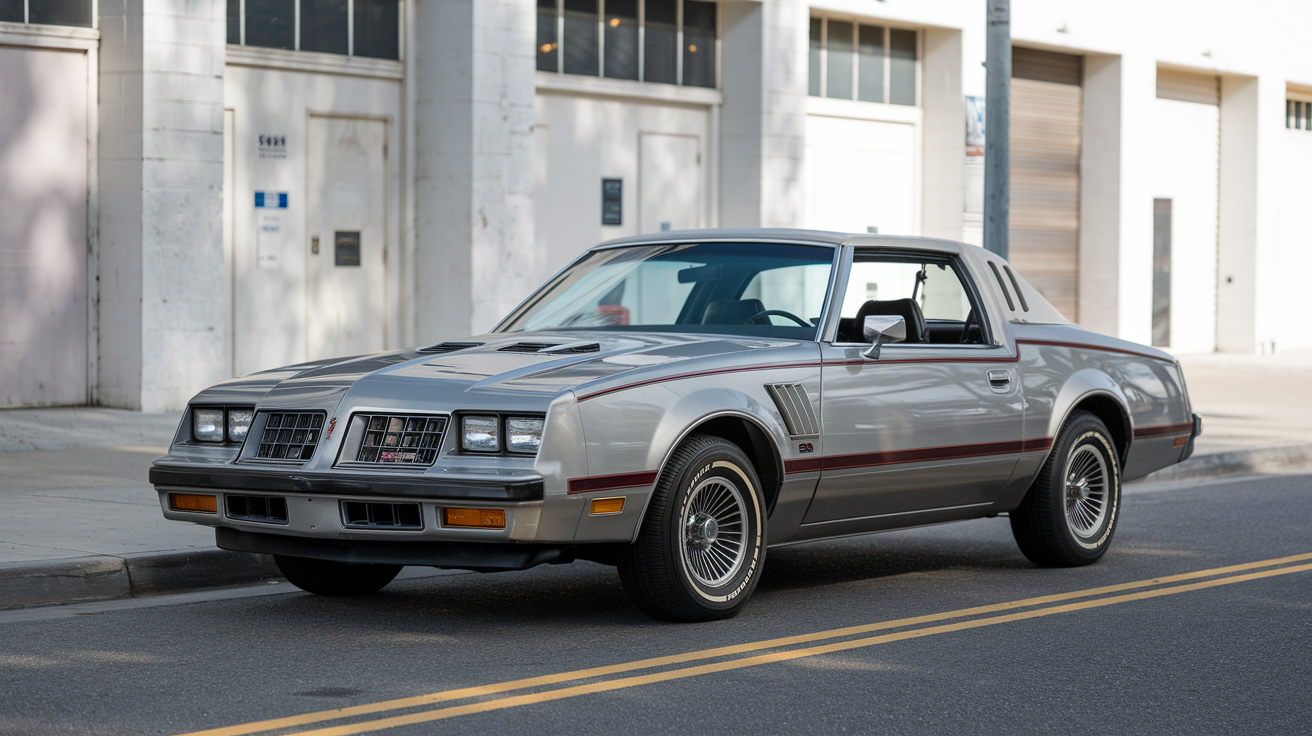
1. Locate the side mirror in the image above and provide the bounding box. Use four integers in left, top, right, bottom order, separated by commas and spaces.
862, 315, 907, 360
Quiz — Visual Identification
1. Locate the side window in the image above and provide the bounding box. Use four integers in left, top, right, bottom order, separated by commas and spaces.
835, 253, 986, 345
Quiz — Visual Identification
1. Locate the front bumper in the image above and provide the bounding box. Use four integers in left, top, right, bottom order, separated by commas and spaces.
149, 465, 542, 501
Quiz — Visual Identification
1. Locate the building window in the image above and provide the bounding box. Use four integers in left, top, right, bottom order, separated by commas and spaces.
809, 16, 917, 106
537, 0, 719, 89
1287, 99, 1312, 131
228, 0, 399, 60
0, 0, 93, 27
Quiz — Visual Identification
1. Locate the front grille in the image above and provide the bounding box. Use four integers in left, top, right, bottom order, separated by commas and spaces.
255, 411, 325, 461
341, 501, 423, 530
353, 414, 447, 465
226, 495, 288, 524
497, 342, 558, 353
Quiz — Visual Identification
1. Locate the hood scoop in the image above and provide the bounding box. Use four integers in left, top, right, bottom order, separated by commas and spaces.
541, 342, 601, 354
418, 341, 485, 354
497, 342, 560, 353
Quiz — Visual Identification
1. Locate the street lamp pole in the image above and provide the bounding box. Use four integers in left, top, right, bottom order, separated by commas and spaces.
984, 0, 1010, 259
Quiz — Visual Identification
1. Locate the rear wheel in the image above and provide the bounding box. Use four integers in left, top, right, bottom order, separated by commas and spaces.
274, 555, 402, 596
1010, 410, 1122, 567
617, 435, 766, 622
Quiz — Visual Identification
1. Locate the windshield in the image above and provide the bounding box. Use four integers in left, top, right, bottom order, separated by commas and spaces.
497, 242, 835, 339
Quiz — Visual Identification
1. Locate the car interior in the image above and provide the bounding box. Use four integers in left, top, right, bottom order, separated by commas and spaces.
834, 254, 987, 345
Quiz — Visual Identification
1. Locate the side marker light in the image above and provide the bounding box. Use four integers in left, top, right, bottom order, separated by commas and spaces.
589, 497, 625, 515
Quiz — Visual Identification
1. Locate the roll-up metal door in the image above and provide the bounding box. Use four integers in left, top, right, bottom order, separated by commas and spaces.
1010, 48, 1083, 322
1149, 68, 1219, 353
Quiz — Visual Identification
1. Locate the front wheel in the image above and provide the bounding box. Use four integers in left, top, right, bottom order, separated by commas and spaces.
1010, 410, 1122, 567
617, 435, 767, 622
274, 555, 402, 596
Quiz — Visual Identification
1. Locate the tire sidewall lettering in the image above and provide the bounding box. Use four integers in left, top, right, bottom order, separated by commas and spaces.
675, 456, 763, 605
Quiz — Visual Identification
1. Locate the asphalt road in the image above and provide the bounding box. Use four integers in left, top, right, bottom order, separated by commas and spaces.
2, 473, 1309, 735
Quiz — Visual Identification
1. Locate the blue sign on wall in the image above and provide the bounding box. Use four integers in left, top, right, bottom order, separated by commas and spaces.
254, 192, 289, 208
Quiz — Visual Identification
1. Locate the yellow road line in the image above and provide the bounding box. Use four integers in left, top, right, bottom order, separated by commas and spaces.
287, 562, 1312, 736
179, 552, 1312, 736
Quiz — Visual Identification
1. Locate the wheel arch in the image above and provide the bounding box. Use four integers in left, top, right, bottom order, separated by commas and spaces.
1047, 369, 1133, 467
630, 409, 786, 543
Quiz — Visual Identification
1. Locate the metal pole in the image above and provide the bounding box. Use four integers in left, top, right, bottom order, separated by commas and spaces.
984, 0, 1010, 259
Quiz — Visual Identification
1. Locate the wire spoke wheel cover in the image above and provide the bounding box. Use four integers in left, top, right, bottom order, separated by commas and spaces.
617, 435, 766, 622
680, 477, 748, 587
1064, 445, 1109, 539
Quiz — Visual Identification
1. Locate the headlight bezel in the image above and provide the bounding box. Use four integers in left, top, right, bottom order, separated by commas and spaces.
190, 405, 257, 445
457, 412, 546, 456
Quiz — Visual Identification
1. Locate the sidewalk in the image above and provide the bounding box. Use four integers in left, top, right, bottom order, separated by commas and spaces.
3, 350, 1311, 609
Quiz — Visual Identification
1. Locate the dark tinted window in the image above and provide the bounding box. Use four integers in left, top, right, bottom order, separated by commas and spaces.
0, 0, 23, 23
28, 0, 92, 27
301, 0, 348, 55
354, 0, 398, 59
889, 28, 917, 105
227, 0, 240, 44
603, 0, 638, 80
537, 0, 559, 72
857, 25, 884, 103
643, 0, 677, 84
562, 0, 597, 76
682, 1, 715, 88
246, 0, 295, 50
825, 20, 853, 99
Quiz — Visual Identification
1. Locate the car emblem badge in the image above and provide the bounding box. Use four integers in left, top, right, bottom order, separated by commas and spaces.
798, 442, 815, 454
325, 417, 337, 441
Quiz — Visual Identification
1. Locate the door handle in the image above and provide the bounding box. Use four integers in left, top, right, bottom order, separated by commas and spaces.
988, 370, 1011, 391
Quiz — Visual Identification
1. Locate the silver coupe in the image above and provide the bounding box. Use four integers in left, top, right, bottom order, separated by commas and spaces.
152, 230, 1201, 621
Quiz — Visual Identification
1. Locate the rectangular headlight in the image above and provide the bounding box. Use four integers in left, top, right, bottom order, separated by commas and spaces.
506, 417, 544, 454
193, 408, 225, 442
461, 416, 499, 452
227, 409, 254, 442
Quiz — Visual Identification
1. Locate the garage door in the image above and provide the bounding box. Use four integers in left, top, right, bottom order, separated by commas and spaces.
805, 115, 917, 236
0, 47, 88, 407
1010, 48, 1082, 322
1148, 68, 1219, 353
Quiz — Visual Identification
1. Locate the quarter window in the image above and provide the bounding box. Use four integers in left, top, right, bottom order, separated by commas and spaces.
537, 0, 719, 89
809, 16, 918, 106
228, 0, 400, 60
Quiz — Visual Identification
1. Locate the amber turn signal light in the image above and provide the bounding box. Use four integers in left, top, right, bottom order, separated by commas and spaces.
443, 508, 506, 529
589, 497, 625, 515
169, 493, 217, 513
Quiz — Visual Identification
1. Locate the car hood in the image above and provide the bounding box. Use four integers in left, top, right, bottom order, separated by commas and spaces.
196, 331, 811, 414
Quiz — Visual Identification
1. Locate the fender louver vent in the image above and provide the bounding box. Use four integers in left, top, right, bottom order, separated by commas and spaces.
418, 341, 484, 354
543, 343, 601, 354
766, 383, 820, 438
498, 342, 559, 353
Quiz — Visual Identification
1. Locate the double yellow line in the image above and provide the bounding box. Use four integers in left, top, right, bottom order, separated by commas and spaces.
183, 552, 1312, 736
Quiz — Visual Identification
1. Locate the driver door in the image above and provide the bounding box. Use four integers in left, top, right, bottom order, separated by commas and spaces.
796, 249, 1026, 538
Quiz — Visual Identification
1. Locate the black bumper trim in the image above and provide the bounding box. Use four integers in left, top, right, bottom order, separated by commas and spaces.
151, 465, 543, 502
1182, 412, 1204, 461
216, 528, 570, 571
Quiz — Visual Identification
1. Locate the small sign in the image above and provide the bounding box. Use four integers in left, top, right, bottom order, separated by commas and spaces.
257, 212, 281, 269
335, 231, 361, 267
601, 178, 622, 226
254, 191, 288, 208
258, 135, 287, 160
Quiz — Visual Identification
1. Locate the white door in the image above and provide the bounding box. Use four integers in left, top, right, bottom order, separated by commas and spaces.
639, 132, 701, 234
804, 116, 916, 236
0, 47, 88, 406
1149, 71, 1220, 354
305, 116, 387, 361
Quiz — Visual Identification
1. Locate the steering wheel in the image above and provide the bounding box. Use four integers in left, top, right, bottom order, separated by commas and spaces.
742, 310, 812, 327
959, 309, 978, 344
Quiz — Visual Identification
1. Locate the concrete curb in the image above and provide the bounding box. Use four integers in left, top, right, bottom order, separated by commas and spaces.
1136, 442, 1312, 484
0, 548, 280, 611
3, 443, 1310, 611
